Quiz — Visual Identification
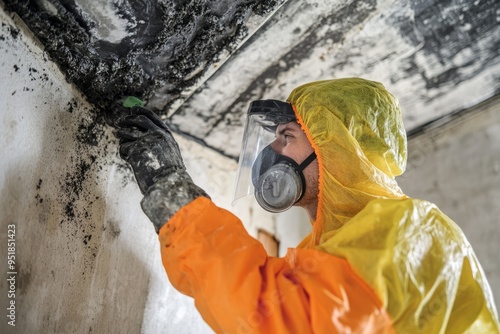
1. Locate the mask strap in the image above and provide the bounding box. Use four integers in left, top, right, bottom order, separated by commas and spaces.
296, 152, 317, 172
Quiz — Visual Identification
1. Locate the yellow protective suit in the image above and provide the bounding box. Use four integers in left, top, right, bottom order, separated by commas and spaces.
159, 78, 500, 333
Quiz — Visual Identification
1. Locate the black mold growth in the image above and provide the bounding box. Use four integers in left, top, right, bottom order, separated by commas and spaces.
388, 0, 499, 91
3, 0, 282, 113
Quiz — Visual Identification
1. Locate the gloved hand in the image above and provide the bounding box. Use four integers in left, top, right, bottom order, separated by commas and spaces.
116, 106, 184, 194
114, 105, 209, 232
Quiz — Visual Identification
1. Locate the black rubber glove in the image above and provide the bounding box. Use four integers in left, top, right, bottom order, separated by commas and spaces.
116, 106, 184, 194
115, 106, 209, 232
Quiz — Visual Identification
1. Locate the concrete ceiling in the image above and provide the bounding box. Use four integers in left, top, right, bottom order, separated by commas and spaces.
4, 0, 500, 159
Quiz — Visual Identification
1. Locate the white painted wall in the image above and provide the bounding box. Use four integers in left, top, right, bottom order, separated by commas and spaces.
275, 207, 311, 257
0, 9, 164, 333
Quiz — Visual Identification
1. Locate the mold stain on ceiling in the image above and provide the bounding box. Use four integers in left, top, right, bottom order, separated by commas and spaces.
3, 0, 284, 110
3, 0, 500, 159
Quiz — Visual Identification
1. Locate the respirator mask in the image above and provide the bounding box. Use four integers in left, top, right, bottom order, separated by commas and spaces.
233, 100, 316, 213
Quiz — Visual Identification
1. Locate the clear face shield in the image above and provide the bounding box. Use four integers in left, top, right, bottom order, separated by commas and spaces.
233, 100, 316, 213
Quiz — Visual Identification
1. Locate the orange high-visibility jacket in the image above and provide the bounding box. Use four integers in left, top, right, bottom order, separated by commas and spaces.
159, 79, 500, 333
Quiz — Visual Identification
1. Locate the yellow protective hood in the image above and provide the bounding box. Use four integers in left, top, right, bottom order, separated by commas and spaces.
287, 78, 408, 244
287, 78, 500, 332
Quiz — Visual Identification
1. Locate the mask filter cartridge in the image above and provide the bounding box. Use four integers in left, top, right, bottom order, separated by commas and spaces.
252, 145, 316, 213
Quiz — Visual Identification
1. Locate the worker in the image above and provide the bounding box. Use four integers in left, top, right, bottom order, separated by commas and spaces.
114, 78, 500, 333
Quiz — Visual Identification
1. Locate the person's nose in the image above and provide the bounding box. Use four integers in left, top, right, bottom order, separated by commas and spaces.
270, 139, 283, 154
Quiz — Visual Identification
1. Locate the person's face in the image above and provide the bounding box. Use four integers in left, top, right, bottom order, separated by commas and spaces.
270, 122, 319, 210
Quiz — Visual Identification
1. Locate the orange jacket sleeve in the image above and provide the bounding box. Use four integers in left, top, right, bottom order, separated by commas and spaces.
158, 197, 394, 334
